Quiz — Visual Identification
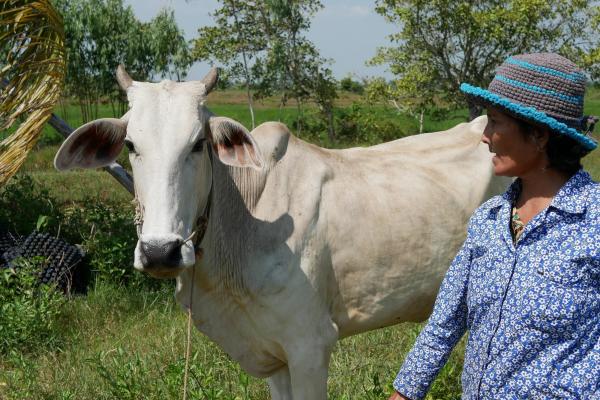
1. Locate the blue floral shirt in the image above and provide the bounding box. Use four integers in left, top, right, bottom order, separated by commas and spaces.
394, 169, 600, 400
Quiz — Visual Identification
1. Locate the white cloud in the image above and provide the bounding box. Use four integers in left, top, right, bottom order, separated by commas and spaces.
346, 5, 371, 17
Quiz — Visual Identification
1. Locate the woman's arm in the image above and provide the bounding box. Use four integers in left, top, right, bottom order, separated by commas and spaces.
391, 234, 473, 400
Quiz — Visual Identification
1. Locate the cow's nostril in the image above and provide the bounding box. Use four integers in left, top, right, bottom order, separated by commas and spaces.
140, 239, 183, 267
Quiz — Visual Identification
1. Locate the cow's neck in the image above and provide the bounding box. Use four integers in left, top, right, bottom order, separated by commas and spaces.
201, 158, 271, 296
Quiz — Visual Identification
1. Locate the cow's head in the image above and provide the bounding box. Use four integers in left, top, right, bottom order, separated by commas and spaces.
54, 66, 264, 278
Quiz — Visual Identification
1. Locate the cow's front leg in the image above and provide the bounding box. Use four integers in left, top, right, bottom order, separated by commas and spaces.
287, 332, 337, 400
268, 366, 292, 400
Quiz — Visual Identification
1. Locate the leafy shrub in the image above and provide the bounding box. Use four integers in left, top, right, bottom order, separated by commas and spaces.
336, 102, 408, 145
62, 202, 155, 287
0, 257, 66, 355
0, 174, 61, 235
288, 112, 328, 143
340, 76, 364, 94
1, 174, 159, 288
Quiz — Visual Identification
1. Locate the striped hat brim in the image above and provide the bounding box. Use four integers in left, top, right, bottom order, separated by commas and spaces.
460, 83, 598, 151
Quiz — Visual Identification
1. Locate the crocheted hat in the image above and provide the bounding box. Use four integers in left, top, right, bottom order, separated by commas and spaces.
460, 53, 598, 151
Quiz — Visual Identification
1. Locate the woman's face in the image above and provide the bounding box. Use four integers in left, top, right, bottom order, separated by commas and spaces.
481, 107, 547, 177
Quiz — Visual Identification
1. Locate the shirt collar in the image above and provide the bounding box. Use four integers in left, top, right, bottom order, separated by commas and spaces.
548, 169, 592, 214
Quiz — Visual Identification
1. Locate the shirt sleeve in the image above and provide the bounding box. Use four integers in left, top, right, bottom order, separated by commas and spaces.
393, 227, 473, 400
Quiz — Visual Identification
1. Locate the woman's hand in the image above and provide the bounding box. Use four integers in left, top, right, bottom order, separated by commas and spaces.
388, 391, 411, 400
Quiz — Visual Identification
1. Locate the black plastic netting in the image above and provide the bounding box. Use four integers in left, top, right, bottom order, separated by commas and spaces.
0, 230, 22, 264
1, 231, 90, 294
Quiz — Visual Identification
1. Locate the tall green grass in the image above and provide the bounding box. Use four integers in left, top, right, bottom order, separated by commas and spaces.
0, 282, 464, 399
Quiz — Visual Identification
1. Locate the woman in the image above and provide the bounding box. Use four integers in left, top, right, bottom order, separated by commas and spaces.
389, 53, 599, 399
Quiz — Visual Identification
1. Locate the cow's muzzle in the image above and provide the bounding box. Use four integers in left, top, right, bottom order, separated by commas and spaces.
136, 236, 191, 278
141, 238, 182, 265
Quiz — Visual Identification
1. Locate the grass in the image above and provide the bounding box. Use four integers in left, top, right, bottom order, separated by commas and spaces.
0, 282, 465, 399
1, 87, 599, 399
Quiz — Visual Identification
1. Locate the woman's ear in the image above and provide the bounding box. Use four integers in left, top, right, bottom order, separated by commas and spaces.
531, 127, 550, 152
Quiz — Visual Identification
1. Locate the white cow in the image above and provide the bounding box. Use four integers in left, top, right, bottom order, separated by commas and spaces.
54, 67, 510, 399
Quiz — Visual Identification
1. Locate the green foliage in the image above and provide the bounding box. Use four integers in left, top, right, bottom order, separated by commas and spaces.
371, 0, 599, 119
52, 0, 192, 122
149, 8, 193, 82
0, 173, 158, 288
0, 257, 66, 355
336, 103, 408, 145
0, 174, 60, 235
194, 0, 338, 137
340, 76, 364, 94
62, 202, 140, 286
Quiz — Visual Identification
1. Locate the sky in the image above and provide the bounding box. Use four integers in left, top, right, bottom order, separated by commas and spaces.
124, 0, 396, 80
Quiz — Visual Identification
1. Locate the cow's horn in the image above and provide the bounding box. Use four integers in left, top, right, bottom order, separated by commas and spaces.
201, 67, 219, 94
116, 64, 133, 91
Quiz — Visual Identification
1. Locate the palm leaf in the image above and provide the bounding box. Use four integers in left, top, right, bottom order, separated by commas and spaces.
0, 0, 65, 187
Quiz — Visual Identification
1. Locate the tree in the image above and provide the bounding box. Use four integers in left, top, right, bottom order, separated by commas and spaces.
0, 1, 65, 186
53, 0, 192, 122
365, 70, 435, 134
147, 8, 193, 82
252, 0, 338, 138
194, 0, 338, 139
193, 1, 266, 128
371, 0, 598, 121
340, 76, 364, 94
582, 9, 600, 81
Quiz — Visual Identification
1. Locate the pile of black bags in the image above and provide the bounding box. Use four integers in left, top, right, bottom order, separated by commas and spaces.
0, 229, 89, 294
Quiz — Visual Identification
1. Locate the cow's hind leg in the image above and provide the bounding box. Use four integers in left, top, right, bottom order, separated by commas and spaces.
268, 366, 292, 400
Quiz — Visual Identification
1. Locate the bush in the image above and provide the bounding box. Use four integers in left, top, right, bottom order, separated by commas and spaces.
288, 112, 328, 143
62, 202, 159, 288
340, 76, 364, 94
336, 102, 408, 145
0, 174, 61, 235
0, 257, 66, 355
1, 174, 160, 288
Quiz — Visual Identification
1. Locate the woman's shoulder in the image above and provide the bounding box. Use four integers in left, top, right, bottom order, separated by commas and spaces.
472, 194, 506, 217
465, 195, 507, 236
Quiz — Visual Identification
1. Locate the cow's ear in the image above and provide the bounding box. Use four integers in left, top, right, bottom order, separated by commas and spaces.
54, 118, 127, 171
207, 117, 264, 170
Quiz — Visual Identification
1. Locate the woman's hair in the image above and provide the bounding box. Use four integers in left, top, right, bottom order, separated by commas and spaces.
516, 119, 589, 176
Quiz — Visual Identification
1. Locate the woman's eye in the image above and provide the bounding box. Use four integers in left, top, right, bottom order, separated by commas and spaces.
192, 139, 205, 153
125, 140, 136, 153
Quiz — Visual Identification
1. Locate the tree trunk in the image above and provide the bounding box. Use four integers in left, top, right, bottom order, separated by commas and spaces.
230, 0, 255, 129
110, 99, 116, 118
468, 100, 482, 121
243, 68, 256, 129
296, 99, 302, 137
419, 109, 424, 134
59, 98, 69, 122
326, 108, 335, 143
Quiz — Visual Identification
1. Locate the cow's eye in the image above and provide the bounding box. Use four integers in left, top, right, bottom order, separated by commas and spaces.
124, 139, 136, 154
192, 138, 205, 153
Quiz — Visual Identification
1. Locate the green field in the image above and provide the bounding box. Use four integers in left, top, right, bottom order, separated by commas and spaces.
1, 90, 599, 399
